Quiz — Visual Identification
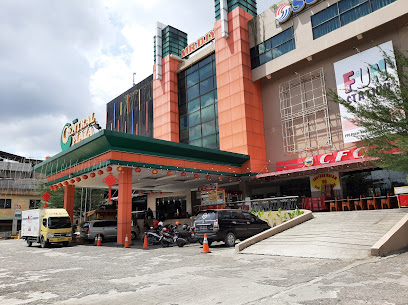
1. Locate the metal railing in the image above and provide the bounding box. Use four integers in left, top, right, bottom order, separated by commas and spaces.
227, 196, 300, 211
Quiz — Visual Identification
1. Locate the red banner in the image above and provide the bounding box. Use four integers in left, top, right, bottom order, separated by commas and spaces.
276, 147, 366, 172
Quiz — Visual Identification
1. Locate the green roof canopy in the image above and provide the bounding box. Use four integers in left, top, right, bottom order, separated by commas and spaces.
34, 130, 250, 177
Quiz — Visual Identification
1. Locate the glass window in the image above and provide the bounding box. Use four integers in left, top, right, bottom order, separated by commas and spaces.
313, 18, 340, 39
185, 64, 198, 75
250, 27, 295, 69
202, 135, 217, 149
258, 43, 265, 54
200, 77, 214, 94
180, 129, 188, 140
201, 91, 214, 108
312, 0, 395, 39
259, 51, 272, 65
201, 106, 216, 123
190, 138, 202, 147
180, 115, 188, 128
187, 71, 199, 88
338, 0, 368, 14
271, 28, 293, 47
202, 120, 216, 137
5, 199, 11, 209
188, 111, 201, 126
178, 53, 219, 148
189, 125, 201, 140
340, 2, 370, 26
188, 98, 200, 113
0, 199, 4, 209
371, 0, 395, 11
272, 40, 296, 59
187, 84, 199, 101
199, 63, 212, 81
311, 4, 338, 27
198, 55, 212, 68
30, 199, 40, 209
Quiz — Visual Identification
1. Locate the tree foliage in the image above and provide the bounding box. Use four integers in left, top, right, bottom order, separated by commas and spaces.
35, 184, 108, 217
328, 49, 408, 178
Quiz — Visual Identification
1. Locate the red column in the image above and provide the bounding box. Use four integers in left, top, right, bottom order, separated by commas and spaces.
214, 7, 268, 173
64, 185, 75, 222
153, 56, 180, 142
117, 167, 132, 245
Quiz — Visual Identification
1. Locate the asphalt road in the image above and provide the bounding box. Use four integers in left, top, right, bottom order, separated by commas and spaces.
0, 239, 407, 305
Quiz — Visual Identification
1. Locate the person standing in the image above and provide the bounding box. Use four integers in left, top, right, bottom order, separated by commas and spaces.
146, 207, 153, 219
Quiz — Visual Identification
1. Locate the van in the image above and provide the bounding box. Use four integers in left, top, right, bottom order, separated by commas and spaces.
80, 220, 140, 242
193, 209, 269, 247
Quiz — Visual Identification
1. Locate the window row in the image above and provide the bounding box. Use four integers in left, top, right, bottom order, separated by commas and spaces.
312, 0, 396, 39
0, 199, 11, 209
250, 27, 295, 69
178, 53, 219, 149
178, 54, 216, 78
180, 103, 218, 130
179, 62, 216, 91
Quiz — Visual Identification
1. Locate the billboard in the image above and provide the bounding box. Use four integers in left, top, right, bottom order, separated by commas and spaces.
333, 41, 397, 143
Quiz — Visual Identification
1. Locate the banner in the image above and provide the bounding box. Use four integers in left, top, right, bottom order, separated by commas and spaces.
333, 41, 398, 143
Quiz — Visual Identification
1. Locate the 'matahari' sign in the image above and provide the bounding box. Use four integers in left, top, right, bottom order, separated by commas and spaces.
61, 113, 97, 151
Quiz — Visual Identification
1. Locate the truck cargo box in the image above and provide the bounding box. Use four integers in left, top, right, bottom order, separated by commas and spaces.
22, 209, 42, 237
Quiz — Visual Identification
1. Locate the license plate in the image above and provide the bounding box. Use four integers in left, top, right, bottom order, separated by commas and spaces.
198, 226, 208, 231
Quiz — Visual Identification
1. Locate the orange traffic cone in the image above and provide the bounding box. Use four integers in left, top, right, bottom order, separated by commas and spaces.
143, 234, 149, 249
202, 233, 210, 253
96, 234, 102, 246
124, 234, 130, 248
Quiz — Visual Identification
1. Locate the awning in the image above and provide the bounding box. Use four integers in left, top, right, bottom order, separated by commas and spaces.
256, 158, 374, 179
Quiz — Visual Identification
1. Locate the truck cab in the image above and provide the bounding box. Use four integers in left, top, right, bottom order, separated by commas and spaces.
22, 209, 73, 248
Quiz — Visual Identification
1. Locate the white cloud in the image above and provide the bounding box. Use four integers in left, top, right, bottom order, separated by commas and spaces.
1, 0, 276, 159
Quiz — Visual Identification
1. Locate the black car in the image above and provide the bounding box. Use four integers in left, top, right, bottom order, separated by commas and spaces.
193, 209, 270, 247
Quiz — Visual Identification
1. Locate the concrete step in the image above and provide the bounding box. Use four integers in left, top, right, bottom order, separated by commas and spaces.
241, 209, 408, 260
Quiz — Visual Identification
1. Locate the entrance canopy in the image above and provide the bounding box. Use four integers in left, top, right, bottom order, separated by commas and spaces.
34, 130, 250, 192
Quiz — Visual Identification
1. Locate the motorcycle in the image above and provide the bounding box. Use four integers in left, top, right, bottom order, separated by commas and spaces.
141, 227, 162, 246
160, 225, 187, 248
180, 224, 198, 243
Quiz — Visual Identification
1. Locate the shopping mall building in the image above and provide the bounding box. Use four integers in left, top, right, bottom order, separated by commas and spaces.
35, 0, 408, 243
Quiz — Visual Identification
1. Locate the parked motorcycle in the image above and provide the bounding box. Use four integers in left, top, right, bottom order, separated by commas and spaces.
141, 227, 162, 246
180, 224, 198, 243
160, 225, 187, 247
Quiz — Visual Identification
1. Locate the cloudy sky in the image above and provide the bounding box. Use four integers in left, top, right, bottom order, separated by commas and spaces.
0, 0, 277, 160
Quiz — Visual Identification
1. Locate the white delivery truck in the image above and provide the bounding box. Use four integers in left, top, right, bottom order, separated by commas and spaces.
21, 209, 72, 248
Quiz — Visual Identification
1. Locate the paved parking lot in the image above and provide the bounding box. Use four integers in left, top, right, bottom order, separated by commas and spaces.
0, 238, 408, 305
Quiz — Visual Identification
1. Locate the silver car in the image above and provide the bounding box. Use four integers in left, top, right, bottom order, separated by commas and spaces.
80, 220, 139, 242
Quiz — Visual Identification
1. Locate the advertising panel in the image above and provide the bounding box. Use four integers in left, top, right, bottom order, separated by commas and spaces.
309, 172, 341, 194
333, 41, 398, 143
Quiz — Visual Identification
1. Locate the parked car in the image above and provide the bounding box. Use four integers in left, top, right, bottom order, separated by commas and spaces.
193, 209, 270, 247
80, 220, 140, 242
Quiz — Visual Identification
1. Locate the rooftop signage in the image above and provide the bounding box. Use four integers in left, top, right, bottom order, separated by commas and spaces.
275, 0, 319, 23
60, 113, 100, 151
181, 29, 215, 59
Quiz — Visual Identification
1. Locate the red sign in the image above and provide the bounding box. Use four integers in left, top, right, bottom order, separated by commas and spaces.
181, 30, 215, 59
277, 147, 366, 171
398, 195, 408, 208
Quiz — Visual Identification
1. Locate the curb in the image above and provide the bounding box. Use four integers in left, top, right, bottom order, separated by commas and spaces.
371, 212, 408, 257
235, 210, 314, 253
